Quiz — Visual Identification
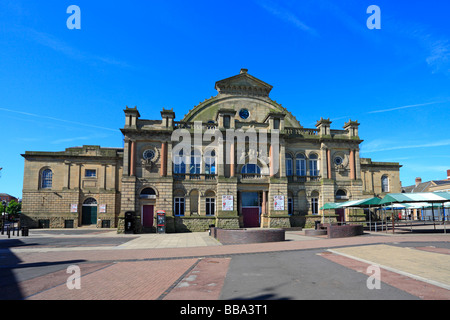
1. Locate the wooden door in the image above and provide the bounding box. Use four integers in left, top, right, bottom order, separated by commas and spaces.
242, 207, 260, 228
143, 205, 154, 228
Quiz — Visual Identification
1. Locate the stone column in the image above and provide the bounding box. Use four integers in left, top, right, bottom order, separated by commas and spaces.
349, 149, 355, 180
64, 161, 71, 189
280, 140, 286, 178
327, 149, 331, 179
103, 164, 108, 190
262, 190, 267, 214
130, 141, 136, 176
110, 164, 116, 191
355, 149, 361, 179
230, 141, 235, 178
160, 141, 167, 177
123, 139, 130, 176
269, 144, 274, 177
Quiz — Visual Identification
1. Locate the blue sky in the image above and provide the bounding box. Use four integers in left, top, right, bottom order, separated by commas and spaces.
0, 0, 449, 198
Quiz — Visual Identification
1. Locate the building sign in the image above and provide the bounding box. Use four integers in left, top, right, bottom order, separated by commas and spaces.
70, 204, 78, 213
99, 204, 107, 213
222, 195, 233, 211
274, 195, 284, 211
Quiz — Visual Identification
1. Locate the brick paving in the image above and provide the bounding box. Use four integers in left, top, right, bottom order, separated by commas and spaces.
319, 252, 450, 300
1, 231, 449, 300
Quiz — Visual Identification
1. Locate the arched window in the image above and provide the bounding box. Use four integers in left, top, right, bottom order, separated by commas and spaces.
140, 188, 156, 199
309, 154, 319, 177
241, 164, 261, 174
83, 198, 97, 205
41, 169, 53, 189
190, 149, 201, 174
173, 149, 186, 174
205, 190, 216, 216
336, 189, 347, 200
205, 150, 216, 175
311, 191, 319, 215
296, 154, 306, 177
285, 154, 293, 176
381, 175, 389, 193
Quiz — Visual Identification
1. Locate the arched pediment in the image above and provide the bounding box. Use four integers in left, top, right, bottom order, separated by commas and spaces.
181, 69, 302, 128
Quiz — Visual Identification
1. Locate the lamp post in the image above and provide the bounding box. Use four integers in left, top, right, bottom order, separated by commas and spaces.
1, 200, 6, 235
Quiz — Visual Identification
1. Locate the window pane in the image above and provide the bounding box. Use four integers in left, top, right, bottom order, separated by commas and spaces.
42, 169, 53, 189
241, 192, 259, 207
85, 169, 96, 177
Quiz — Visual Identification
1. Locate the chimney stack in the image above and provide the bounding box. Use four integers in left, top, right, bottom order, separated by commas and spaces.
415, 177, 422, 186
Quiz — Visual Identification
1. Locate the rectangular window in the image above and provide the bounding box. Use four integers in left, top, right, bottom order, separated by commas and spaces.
85, 169, 96, 178
190, 156, 201, 174
286, 158, 293, 176
273, 119, 280, 129
224, 116, 230, 129
174, 158, 186, 174
205, 157, 216, 175
311, 198, 319, 215
296, 159, 306, 176
174, 197, 185, 216
309, 160, 319, 176
206, 198, 215, 216
241, 192, 259, 207
288, 198, 293, 215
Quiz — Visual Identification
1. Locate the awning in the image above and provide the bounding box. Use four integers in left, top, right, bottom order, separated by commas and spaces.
320, 202, 342, 210
320, 197, 382, 210
379, 192, 450, 205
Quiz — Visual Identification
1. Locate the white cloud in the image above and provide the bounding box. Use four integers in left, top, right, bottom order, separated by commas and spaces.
256, 0, 318, 36
24, 28, 131, 68
367, 101, 445, 114
0, 107, 117, 132
362, 139, 450, 153
426, 39, 450, 75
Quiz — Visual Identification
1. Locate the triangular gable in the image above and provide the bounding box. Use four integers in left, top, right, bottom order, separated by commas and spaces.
215, 69, 273, 97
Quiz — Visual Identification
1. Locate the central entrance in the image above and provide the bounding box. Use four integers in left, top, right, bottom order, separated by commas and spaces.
241, 192, 261, 228
82, 198, 98, 225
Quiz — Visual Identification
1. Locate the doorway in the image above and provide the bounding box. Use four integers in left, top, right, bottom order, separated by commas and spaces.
142, 205, 154, 228
241, 192, 260, 228
336, 208, 345, 223
82, 198, 98, 225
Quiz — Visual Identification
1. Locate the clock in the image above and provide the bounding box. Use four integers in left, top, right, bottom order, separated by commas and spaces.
143, 149, 155, 161
334, 156, 343, 166
239, 108, 250, 120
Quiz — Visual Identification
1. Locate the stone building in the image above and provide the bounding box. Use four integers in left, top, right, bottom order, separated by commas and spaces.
21, 69, 402, 232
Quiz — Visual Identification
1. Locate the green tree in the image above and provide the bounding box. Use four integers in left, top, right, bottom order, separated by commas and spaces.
6, 200, 21, 220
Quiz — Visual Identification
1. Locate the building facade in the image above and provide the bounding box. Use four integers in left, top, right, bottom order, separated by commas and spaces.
21, 69, 402, 232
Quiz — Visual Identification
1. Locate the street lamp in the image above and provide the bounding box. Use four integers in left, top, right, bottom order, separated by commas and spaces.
1, 200, 6, 235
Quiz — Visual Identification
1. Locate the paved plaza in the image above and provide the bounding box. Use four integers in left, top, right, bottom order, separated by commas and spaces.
0, 227, 449, 303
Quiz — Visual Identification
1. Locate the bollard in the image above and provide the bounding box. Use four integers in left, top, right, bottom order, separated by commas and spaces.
7, 226, 10, 239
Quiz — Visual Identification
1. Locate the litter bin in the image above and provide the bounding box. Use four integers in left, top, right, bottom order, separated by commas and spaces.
125, 212, 134, 233
21, 227, 29, 237
314, 220, 321, 230
156, 210, 166, 234
209, 224, 215, 236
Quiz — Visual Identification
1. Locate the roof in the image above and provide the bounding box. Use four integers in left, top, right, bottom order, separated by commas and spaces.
379, 192, 450, 205
321, 193, 450, 210
320, 197, 382, 210
402, 179, 450, 193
